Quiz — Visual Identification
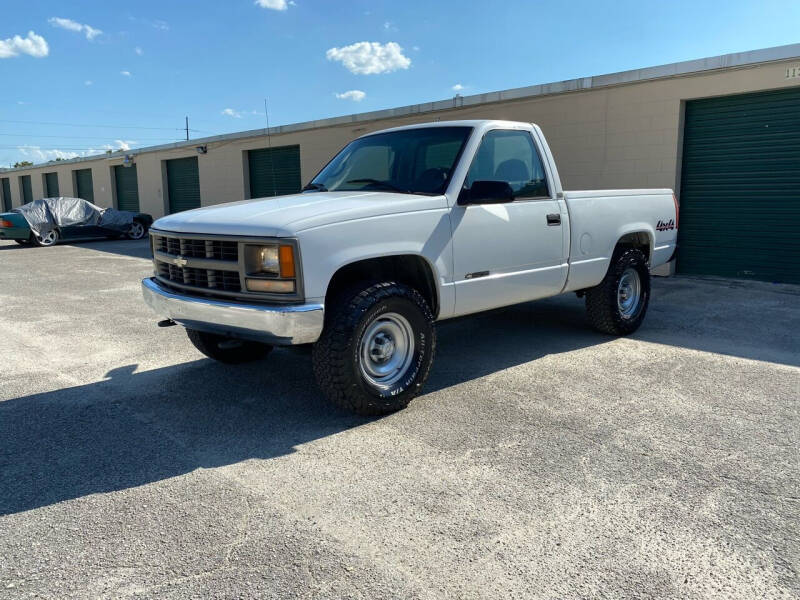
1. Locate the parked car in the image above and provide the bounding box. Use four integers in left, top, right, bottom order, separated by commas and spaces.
141, 120, 679, 415
0, 197, 153, 247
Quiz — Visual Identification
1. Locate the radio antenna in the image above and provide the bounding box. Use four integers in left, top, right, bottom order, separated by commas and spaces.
264, 98, 277, 198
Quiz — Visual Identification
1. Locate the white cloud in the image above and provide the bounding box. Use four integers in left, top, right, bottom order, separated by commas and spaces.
152, 20, 169, 31
221, 108, 243, 118
335, 90, 366, 102
452, 83, 465, 91
0, 31, 49, 59
84, 80, 93, 86
18, 146, 80, 162
111, 140, 135, 152
48, 17, 102, 41
255, 0, 289, 9
17, 139, 136, 164
120, 70, 131, 77
412, 45, 420, 51
134, 46, 143, 55
326, 41, 410, 75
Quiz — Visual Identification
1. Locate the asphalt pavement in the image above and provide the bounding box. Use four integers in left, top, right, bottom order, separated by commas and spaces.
0, 238, 798, 599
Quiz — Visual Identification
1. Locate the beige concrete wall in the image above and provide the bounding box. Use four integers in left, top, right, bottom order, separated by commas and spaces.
5, 58, 800, 217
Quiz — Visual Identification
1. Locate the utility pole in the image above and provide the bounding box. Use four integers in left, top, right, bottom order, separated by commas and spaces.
185, 116, 189, 141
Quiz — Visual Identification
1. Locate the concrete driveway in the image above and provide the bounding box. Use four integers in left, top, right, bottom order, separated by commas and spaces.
0, 238, 797, 599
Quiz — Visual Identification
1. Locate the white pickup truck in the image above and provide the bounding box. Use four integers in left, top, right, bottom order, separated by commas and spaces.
142, 120, 678, 414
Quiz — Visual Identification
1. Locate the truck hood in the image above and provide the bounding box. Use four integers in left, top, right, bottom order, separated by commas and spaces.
152, 191, 447, 237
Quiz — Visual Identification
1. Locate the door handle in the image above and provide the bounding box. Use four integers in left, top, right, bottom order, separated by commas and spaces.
547, 213, 561, 226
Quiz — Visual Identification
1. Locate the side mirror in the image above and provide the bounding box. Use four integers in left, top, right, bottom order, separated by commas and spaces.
459, 180, 514, 205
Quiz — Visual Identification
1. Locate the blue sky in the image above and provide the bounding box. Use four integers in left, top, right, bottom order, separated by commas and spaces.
1, 0, 799, 167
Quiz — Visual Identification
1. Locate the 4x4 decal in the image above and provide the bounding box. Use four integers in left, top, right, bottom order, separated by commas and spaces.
656, 218, 675, 231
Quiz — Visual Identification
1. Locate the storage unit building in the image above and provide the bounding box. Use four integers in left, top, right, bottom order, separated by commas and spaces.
3, 43, 800, 284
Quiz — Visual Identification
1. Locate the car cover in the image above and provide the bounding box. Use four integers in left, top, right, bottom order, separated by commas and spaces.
13, 197, 136, 238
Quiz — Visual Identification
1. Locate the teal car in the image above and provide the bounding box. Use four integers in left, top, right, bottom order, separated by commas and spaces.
0, 212, 35, 245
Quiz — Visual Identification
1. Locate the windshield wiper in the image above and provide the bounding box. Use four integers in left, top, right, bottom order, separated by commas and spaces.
302, 182, 328, 192
345, 179, 411, 194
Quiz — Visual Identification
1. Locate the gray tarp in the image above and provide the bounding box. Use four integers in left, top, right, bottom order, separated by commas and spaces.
13, 197, 136, 238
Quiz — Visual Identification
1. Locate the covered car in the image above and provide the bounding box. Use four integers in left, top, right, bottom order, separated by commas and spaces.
0, 197, 153, 247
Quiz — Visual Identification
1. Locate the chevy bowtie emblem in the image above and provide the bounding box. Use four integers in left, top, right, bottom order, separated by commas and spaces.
172, 256, 188, 267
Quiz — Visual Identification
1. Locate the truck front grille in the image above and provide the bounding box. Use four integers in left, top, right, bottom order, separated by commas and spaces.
153, 234, 238, 261
155, 262, 241, 292
151, 231, 242, 296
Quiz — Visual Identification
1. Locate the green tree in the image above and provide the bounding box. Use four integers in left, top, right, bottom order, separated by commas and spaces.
13, 161, 33, 168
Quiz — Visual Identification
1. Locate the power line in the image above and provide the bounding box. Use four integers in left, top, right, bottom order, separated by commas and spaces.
0, 133, 184, 141
0, 118, 187, 131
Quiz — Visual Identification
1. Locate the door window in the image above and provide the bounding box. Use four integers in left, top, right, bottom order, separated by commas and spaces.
465, 130, 549, 198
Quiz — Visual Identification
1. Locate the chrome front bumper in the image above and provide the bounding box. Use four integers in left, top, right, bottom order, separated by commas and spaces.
141, 277, 324, 345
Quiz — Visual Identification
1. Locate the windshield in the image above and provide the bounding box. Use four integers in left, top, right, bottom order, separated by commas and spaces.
307, 126, 473, 195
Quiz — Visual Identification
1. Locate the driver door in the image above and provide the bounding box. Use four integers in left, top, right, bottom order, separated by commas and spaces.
450, 128, 568, 316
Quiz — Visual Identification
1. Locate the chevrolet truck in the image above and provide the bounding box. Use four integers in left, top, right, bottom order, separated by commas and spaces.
142, 120, 678, 415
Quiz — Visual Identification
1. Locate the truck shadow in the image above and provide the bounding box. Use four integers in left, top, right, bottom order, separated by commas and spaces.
0, 298, 604, 517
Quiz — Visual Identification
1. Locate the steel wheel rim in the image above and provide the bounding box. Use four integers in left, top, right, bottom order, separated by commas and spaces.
617, 267, 641, 319
359, 312, 415, 389
129, 222, 145, 239
38, 230, 57, 246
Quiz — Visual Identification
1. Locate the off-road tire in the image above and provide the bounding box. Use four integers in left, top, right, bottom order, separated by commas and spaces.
186, 329, 273, 364
585, 247, 650, 335
312, 282, 436, 416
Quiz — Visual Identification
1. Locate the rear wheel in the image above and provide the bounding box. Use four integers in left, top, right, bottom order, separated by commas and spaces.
585, 247, 650, 335
312, 282, 436, 416
186, 329, 273, 364
33, 229, 59, 247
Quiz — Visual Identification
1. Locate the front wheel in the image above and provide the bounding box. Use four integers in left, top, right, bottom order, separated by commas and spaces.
33, 229, 59, 247
312, 282, 436, 416
585, 247, 651, 335
186, 329, 273, 364
127, 221, 147, 240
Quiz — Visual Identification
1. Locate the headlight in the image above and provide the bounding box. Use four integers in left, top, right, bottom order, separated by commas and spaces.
244, 243, 297, 294
257, 245, 280, 275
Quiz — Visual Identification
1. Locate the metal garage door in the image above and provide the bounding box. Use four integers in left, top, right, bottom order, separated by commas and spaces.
679, 87, 800, 284
44, 172, 59, 197
1, 178, 10, 211
166, 157, 201, 213
248, 145, 301, 198
20, 175, 32, 204
74, 168, 94, 203
114, 165, 140, 212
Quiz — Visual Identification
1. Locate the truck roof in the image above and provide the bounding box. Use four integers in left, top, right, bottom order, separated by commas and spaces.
364, 120, 534, 138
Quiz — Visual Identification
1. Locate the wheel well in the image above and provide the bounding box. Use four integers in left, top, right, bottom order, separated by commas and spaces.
615, 232, 652, 264
325, 255, 439, 317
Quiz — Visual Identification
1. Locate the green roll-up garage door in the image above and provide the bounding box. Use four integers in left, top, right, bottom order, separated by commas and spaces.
248, 145, 301, 198
75, 168, 94, 203
1, 178, 10, 211
114, 165, 140, 212
20, 175, 32, 204
44, 172, 59, 197
166, 157, 201, 213
679, 87, 800, 284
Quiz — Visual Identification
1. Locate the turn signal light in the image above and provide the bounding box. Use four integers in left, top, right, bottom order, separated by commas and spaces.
279, 245, 295, 278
